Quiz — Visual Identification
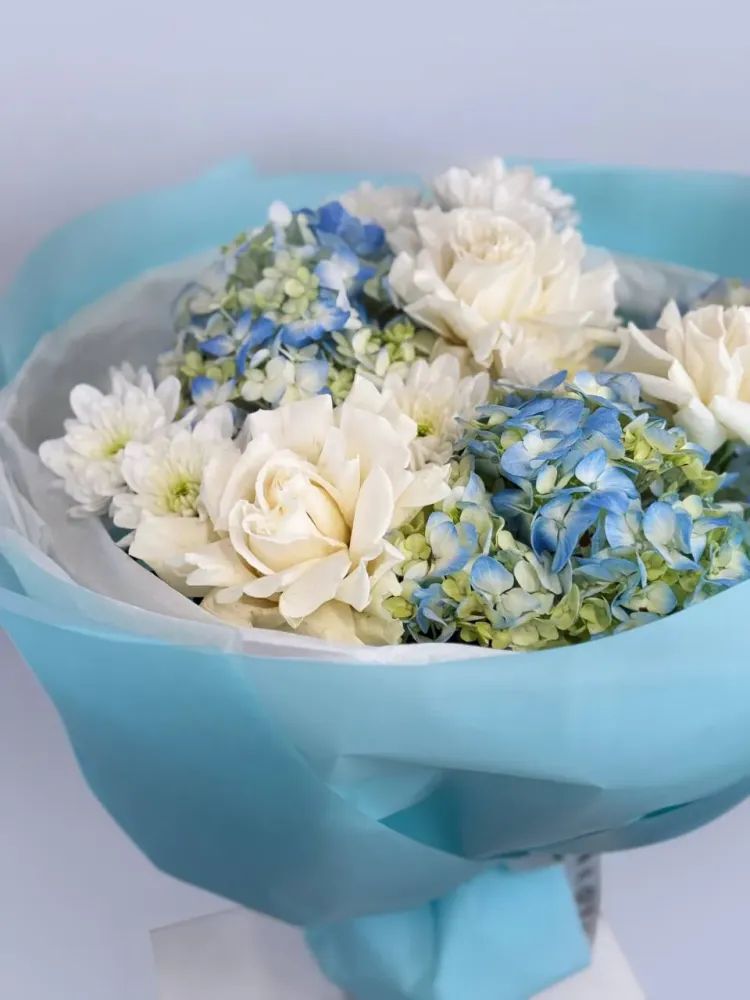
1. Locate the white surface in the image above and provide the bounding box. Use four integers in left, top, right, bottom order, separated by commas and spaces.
536, 923, 643, 999
2, 629, 750, 999
152, 909, 341, 1000
152, 909, 642, 1000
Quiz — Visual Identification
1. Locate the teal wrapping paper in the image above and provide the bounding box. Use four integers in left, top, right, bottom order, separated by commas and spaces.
2, 159, 750, 999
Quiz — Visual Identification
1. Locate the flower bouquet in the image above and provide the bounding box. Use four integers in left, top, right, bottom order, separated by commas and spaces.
2, 158, 750, 1000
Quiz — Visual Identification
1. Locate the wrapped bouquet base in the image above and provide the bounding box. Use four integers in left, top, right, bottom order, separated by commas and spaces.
2, 159, 750, 1000
152, 881, 644, 1000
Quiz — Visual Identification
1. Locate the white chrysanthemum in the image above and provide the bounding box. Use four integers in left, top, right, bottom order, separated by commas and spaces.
432, 158, 577, 227
177, 394, 450, 645
346, 359, 490, 468
112, 406, 237, 530
39, 366, 181, 516
389, 204, 617, 380
609, 301, 750, 452
338, 181, 423, 254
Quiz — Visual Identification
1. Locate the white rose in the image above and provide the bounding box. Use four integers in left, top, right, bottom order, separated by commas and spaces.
609, 301, 750, 452
389, 205, 617, 379
184, 394, 450, 644
432, 158, 577, 227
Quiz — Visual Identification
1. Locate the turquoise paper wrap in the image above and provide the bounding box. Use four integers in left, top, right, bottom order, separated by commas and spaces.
2, 160, 750, 1000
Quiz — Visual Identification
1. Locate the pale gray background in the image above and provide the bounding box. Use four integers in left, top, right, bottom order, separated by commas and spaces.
2, 1, 750, 997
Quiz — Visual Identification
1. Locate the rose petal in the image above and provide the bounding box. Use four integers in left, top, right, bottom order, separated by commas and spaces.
711, 395, 750, 446
674, 398, 727, 452
248, 395, 333, 462
130, 513, 214, 595
278, 549, 352, 621
335, 560, 373, 612
296, 601, 362, 645
212, 436, 276, 528
349, 467, 394, 562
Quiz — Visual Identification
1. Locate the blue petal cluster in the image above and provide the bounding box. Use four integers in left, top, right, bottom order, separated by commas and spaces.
389, 373, 750, 649
164, 202, 433, 410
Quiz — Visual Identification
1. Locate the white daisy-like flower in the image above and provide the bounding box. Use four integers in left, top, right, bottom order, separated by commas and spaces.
389, 204, 617, 380
346, 359, 490, 468
432, 158, 577, 228
338, 181, 424, 254
174, 393, 450, 644
112, 405, 237, 531
39, 366, 181, 516
609, 301, 750, 452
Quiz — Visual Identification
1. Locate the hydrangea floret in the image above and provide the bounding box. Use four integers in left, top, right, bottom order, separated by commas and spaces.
387, 372, 750, 649
162, 200, 437, 411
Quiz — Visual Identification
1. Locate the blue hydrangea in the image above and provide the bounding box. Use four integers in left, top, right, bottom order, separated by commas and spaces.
162, 201, 436, 411
387, 373, 750, 650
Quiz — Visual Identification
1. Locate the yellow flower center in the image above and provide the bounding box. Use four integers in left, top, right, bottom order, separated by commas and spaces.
100, 434, 131, 458
166, 477, 200, 515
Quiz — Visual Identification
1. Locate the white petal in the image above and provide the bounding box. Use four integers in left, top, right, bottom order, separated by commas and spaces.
335, 560, 373, 612
395, 464, 451, 519
69, 384, 105, 423
201, 592, 288, 631
215, 437, 276, 529
674, 399, 727, 452
242, 565, 309, 600
338, 402, 412, 482
248, 395, 333, 462
278, 549, 351, 622
194, 404, 236, 442
155, 376, 182, 420
296, 601, 362, 645
711, 396, 750, 445
317, 429, 361, 524
349, 466, 394, 561
200, 444, 242, 527
129, 513, 214, 595
39, 437, 71, 478
183, 537, 253, 590
243, 526, 343, 574
609, 323, 674, 378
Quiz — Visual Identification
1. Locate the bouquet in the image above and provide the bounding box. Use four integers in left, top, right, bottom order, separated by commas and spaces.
2, 158, 750, 1000
33, 160, 750, 651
